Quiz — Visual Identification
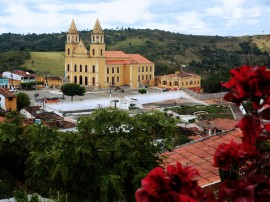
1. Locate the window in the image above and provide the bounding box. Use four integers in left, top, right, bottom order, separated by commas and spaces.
190, 81, 193, 85
9, 97, 12, 101
112, 67, 114, 74
107, 67, 109, 74
92, 49, 95, 56
67, 64, 70, 71
146, 66, 148, 72
107, 77, 109, 83
68, 36, 70, 42
80, 65, 82, 72
149, 75, 152, 80
138, 75, 140, 81
117, 67, 119, 73
142, 66, 144, 72
138, 66, 140, 72
186, 82, 188, 85
74, 65, 77, 72
146, 75, 148, 80
67, 48, 70, 55
85, 65, 88, 72
117, 76, 119, 82
150, 66, 152, 72
85, 76, 88, 85
74, 76, 77, 83
101, 49, 103, 55
92, 65, 95, 73
175, 81, 178, 86
92, 36, 95, 42
142, 75, 144, 80
79, 76, 83, 85
101, 36, 103, 42
92, 77, 95, 85
182, 82, 184, 86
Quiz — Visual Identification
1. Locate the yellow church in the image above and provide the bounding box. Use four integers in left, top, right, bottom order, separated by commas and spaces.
64, 19, 155, 89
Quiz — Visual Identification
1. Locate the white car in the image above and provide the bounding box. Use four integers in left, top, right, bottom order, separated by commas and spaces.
9, 89, 17, 92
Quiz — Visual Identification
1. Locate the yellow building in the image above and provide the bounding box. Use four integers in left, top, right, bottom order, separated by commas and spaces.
65, 19, 155, 89
0, 87, 17, 111
158, 71, 201, 92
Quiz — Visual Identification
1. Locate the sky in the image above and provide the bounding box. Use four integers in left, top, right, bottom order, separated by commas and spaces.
0, 0, 270, 36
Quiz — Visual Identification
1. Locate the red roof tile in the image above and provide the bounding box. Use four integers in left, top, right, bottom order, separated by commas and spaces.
197, 118, 237, 131
0, 116, 5, 122
161, 129, 243, 187
105, 51, 153, 65
105, 51, 130, 58
0, 86, 16, 98
165, 71, 199, 78
12, 70, 35, 77
128, 54, 153, 64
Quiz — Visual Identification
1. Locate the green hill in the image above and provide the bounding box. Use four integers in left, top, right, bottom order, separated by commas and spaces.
1, 29, 270, 92
24, 52, 64, 76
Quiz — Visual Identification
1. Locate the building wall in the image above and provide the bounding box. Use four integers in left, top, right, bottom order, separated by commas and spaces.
0, 78, 9, 88
6, 97, 17, 111
159, 72, 201, 92
1, 96, 17, 111
0, 94, 5, 110
9, 79, 21, 89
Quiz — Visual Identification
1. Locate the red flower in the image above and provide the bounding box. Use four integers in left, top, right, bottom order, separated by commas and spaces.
135, 163, 205, 202
166, 162, 205, 200
135, 188, 180, 202
218, 179, 255, 202
237, 115, 261, 145
140, 167, 170, 197
223, 65, 270, 109
213, 141, 259, 171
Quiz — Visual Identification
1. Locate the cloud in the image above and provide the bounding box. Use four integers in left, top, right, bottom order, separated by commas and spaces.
0, 0, 269, 36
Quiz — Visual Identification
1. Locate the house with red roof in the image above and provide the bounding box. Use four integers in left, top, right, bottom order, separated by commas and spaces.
3, 70, 36, 89
162, 128, 242, 188
158, 71, 201, 92
0, 87, 17, 111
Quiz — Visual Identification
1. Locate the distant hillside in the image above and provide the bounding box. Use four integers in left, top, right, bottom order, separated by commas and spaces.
1, 29, 270, 92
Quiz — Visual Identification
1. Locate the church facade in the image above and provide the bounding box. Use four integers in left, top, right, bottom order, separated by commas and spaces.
64, 19, 155, 89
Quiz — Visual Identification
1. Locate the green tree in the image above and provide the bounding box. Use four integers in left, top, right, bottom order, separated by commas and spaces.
60, 83, 85, 101
0, 112, 27, 197
16, 92, 31, 111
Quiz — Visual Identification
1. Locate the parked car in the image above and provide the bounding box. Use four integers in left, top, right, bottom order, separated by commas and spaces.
9, 88, 17, 92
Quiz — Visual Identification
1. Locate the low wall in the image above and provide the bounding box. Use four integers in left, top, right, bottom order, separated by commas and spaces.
182, 89, 227, 100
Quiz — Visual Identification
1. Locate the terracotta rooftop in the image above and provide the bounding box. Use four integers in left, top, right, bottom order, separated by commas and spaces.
23, 112, 76, 129
128, 54, 153, 64
44, 97, 60, 104
105, 51, 130, 58
165, 71, 200, 78
24, 106, 41, 116
162, 129, 242, 187
35, 112, 63, 121
12, 70, 35, 77
0, 87, 16, 98
197, 118, 237, 131
105, 51, 153, 65
0, 116, 5, 122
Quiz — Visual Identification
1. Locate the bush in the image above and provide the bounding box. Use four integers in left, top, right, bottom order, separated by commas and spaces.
138, 88, 147, 94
